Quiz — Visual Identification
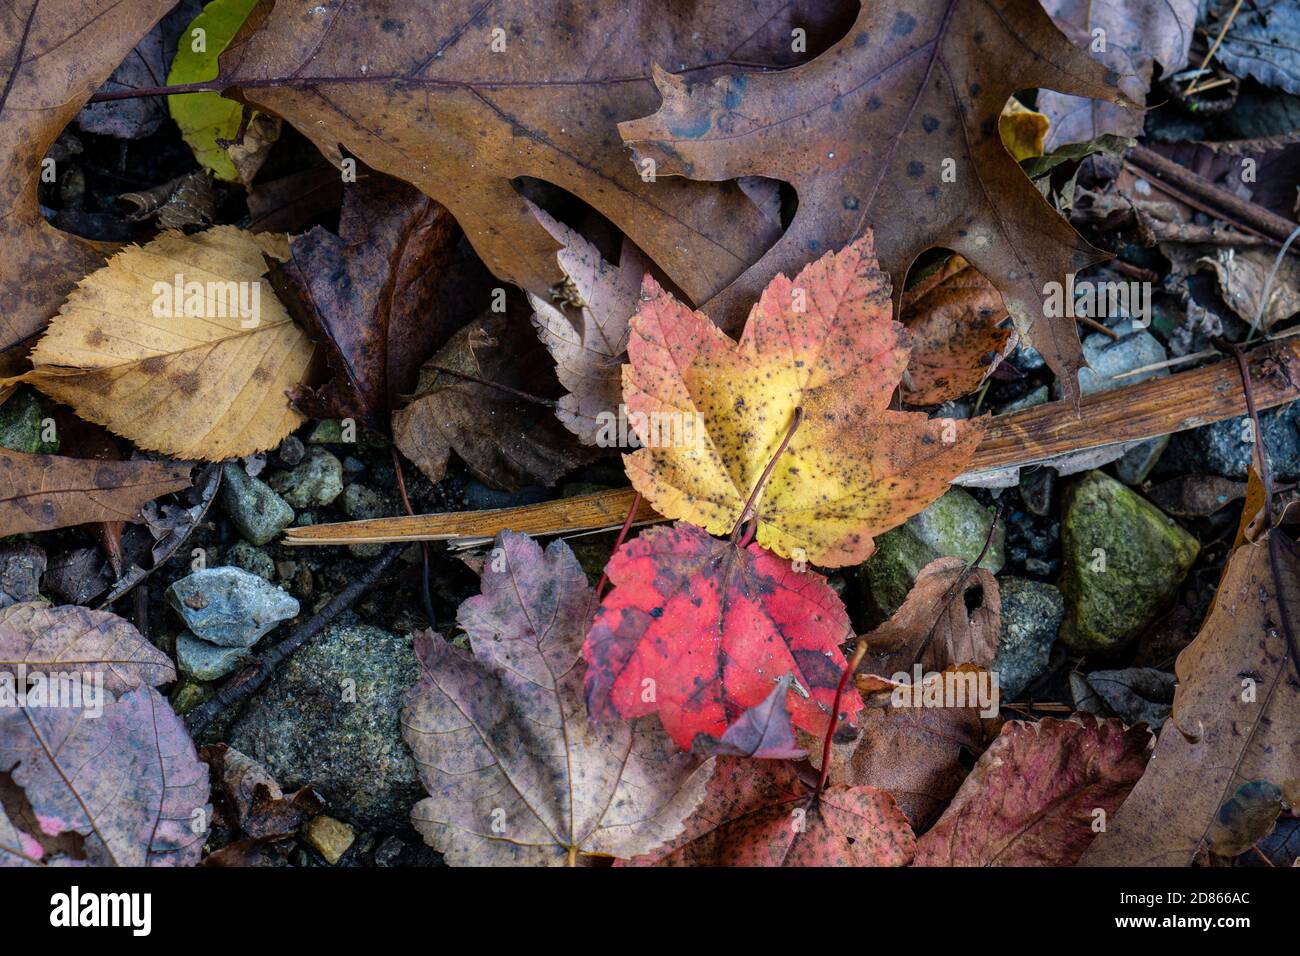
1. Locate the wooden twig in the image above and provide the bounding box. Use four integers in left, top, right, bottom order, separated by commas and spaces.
1126, 145, 1300, 249
185, 544, 402, 734
283, 339, 1300, 548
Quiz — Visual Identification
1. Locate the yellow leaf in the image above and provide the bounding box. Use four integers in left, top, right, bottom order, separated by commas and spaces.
5, 227, 315, 461
622, 233, 984, 568
998, 99, 1050, 162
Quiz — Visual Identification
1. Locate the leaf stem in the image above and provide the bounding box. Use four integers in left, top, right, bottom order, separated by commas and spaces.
596, 491, 641, 599
816, 637, 868, 798
729, 406, 803, 542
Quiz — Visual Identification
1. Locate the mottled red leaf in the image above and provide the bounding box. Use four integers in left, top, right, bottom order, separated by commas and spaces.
584, 522, 861, 752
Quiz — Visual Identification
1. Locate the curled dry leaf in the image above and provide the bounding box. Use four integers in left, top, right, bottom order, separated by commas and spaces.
528, 207, 649, 444
914, 715, 1152, 866
0, 0, 175, 353
219, 0, 846, 309
201, 744, 322, 840
900, 255, 1012, 406
0, 687, 210, 866
5, 227, 316, 460
0, 448, 192, 537
401, 532, 711, 866
624, 234, 983, 567
585, 522, 861, 753
271, 173, 462, 426
1081, 530, 1300, 865
0, 602, 174, 694
690, 674, 808, 760
625, 757, 915, 867
393, 301, 596, 490
863, 556, 1001, 676
620, 0, 1130, 402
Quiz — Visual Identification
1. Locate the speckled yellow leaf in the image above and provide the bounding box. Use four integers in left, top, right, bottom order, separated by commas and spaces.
6, 227, 314, 461
622, 233, 984, 568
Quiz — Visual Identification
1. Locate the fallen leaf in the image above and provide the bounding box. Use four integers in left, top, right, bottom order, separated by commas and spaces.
1147, 474, 1248, 518
0, 448, 192, 537
901, 255, 1012, 405
1167, 244, 1300, 333
167, 0, 273, 182
1036, 0, 1197, 149
392, 303, 595, 490
623, 234, 983, 567
1070, 666, 1175, 730
402, 531, 711, 866
270, 172, 461, 426
863, 556, 1001, 676
200, 744, 321, 840
915, 715, 1152, 865
0, 686, 210, 866
5, 227, 316, 460
620, 0, 1130, 402
1080, 530, 1300, 865
583, 521, 861, 752
0, 0, 176, 352
998, 98, 1049, 162
1214, 0, 1300, 96
219, 1, 847, 309
529, 207, 650, 444
0, 602, 174, 694
625, 757, 915, 866
690, 674, 809, 760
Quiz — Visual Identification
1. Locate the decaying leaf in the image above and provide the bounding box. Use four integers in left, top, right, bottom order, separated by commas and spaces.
0, 0, 175, 352
620, 0, 1130, 402
201, 744, 322, 840
1081, 531, 1300, 865
0, 448, 192, 537
271, 172, 461, 425
0, 686, 210, 866
0, 602, 174, 693
624, 234, 983, 567
998, 98, 1049, 162
1036, 0, 1197, 149
402, 532, 711, 866
863, 557, 1001, 676
915, 715, 1152, 866
6, 227, 316, 460
901, 255, 1012, 405
690, 675, 809, 760
584, 522, 861, 752
529, 207, 650, 445
393, 305, 596, 490
219, 0, 847, 309
625, 756, 915, 866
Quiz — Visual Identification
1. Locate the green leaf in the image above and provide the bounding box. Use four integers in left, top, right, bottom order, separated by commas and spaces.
166, 0, 260, 182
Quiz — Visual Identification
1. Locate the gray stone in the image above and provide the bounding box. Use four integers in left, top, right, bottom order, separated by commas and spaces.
270, 447, 344, 508
1071, 325, 1168, 398
1162, 403, 1300, 481
1060, 471, 1199, 654
176, 632, 248, 681
999, 385, 1050, 415
0, 543, 45, 608
342, 483, 386, 520
225, 540, 275, 581
221, 462, 294, 546
229, 623, 422, 830
166, 566, 299, 647
993, 578, 1065, 699
276, 434, 305, 467
463, 481, 550, 511
863, 487, 1005, 616
1114, 434, 1169, 485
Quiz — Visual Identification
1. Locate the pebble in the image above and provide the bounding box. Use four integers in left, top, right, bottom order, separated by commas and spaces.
166, 566, 299, 647
303, 815, 355, 865
270, 448, 344, 508
221, 462, 294, 546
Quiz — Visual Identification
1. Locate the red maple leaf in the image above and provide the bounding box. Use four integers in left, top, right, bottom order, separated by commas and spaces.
583, 522, 861, 751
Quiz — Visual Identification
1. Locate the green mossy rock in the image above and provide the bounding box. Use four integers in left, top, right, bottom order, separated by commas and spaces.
862, 487, 1005, 617
1059, 470, 1199, 654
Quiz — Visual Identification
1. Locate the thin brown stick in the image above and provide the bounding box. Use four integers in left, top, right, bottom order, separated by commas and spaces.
185, 544, 402, 734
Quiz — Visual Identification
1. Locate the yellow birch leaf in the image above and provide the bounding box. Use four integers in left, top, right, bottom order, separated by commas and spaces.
4, 227, 315, 461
